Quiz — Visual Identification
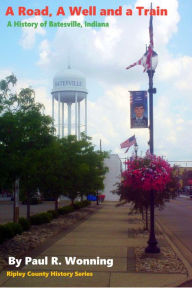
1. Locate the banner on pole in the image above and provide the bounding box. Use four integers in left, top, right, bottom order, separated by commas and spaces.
130, 91, 148, 129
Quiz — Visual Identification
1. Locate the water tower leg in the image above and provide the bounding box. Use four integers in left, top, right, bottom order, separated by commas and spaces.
68, 103, 72, 135
62, 102, 64, 138
58, 93, 61, 138
75, 93, 77, 138
85, 95, 87, 135
52, 94, 54, 128
78, 102, 80, 140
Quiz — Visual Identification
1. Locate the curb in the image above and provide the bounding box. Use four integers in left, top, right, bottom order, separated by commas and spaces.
156, 219, 192, 286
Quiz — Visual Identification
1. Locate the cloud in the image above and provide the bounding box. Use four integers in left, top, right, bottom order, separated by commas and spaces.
16, 0, 192, 161
87, 84, 150, 156
38, 40, 51, 66
20, 16, 46, 49
154, 98, 192, 161
37, 0, 179, 84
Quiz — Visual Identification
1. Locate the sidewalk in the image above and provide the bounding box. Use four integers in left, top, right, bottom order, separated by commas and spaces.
0, 202, 188, 287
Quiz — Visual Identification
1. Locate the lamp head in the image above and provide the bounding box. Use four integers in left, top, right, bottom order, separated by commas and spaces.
143, 49, 158, 71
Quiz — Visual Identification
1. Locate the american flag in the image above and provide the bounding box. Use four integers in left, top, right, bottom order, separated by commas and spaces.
145, 3, 154, 71
126, 55, 146, 70
120, 135, 136, 149
126, 3, 154, 72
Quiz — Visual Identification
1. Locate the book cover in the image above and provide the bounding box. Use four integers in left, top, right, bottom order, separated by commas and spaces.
0, 0, 191, 287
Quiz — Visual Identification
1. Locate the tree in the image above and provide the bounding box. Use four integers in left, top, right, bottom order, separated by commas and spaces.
35, 134, 108, 209
0, 74, 109, 219
76, 134, 108, 200
58, 134, 108, 206
34, 139, 64, 210
0, 74, 17, 114
0, 75, 55, 219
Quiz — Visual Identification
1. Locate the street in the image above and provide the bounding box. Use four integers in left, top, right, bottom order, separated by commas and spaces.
0, 200, 69, 224
157, 197, 192, 266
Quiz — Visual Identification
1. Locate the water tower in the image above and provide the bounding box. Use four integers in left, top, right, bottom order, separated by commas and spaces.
51, 67, 88, 139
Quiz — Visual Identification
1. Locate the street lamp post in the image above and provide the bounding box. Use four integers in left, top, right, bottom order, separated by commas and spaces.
134, 142, 138, 159
145, 50, 160, 254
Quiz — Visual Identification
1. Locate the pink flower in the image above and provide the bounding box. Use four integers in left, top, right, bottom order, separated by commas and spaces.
123, 152, 172, 193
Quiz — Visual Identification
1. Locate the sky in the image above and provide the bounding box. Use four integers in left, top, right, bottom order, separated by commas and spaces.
0, 0, 192, 164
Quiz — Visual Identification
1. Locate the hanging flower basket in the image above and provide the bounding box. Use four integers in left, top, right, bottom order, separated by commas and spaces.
122, 152, 172, 193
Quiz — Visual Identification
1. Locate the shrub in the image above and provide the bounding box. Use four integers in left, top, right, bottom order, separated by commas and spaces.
5, 222, 23, 237
30, 212, 52, 225
47, 210, 59, 219
58, 206, 75, 215
74, 200, 91, 209
0, 199, 91, 245
0, 225, 7, 244
0, 222, 23, 244
73, 202, 82, 210
19, 217, 31, 231
81, 200, 91, 207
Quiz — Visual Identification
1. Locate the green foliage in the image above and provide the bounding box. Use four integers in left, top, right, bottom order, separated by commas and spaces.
0, 200, 91, 244
58, 206, 75, 215
81, 200, 91, 207
0, 74, 108, 217
73, 202, 83, 210
36, 134, 108, 206
5, 222, 23, 237
73, 200, 91, 209
0, 74, 55, 216
47, 210, 59, 219
0, 222, 23, 244
18, 217, 31, 231
30, 212, 52, 225
56, 200, 91, 214
0, 225, 6, 243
